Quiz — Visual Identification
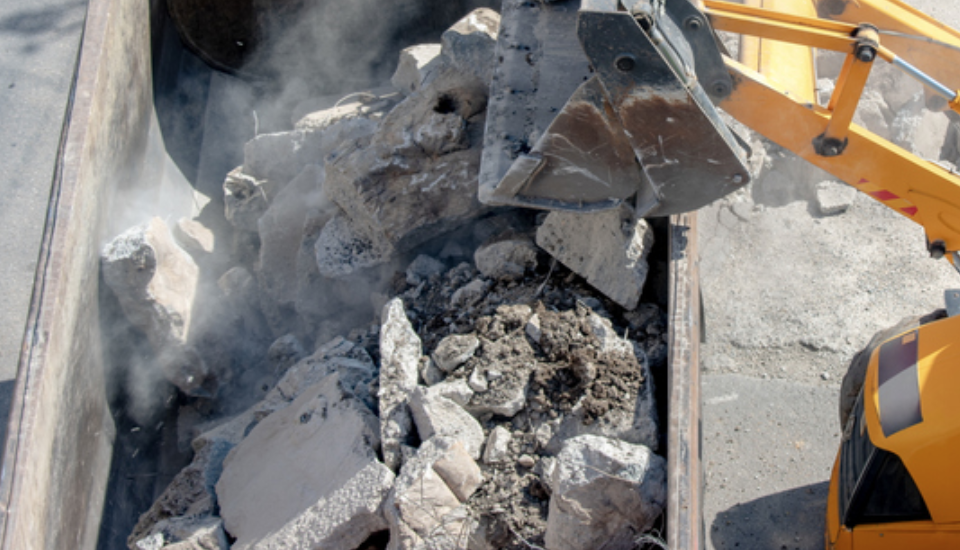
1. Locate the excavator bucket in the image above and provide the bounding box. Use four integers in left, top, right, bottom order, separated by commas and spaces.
479, 0, 752, 217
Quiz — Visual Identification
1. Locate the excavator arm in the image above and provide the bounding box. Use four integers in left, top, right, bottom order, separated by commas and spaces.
708, 0, 960, 260
481, 0, 960, 262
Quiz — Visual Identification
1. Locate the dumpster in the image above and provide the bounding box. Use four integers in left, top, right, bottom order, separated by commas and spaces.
0, 0, 703, 548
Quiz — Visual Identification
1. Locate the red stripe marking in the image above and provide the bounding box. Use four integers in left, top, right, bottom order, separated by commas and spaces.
870, 190, 900, 201
857, 178, 870, 185
901, 206, 918, 217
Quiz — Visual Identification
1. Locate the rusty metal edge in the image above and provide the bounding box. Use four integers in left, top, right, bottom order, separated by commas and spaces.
667, 211, 703, 550
0, 0, 99, 544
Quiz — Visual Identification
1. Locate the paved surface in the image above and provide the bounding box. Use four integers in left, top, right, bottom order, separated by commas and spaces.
0, 0, 87, 444
701, 2, 960, 549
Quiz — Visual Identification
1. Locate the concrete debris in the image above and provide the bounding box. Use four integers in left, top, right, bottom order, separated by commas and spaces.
216, 374, 389, 550
223, 167, 269, 234
433, 440, 485, 502
536, 208, 654, 310
544, 435, 666, 550
257, 165, 324, 337
428, 378, 475, 407
315, 212, 396, 279
173, 218, 216, 258
853, 89, 892, 141
121, 7, 679, 548
481, 426, 512, 464
132, 516, 227, 550
392, 44, 443, 95
419, 356, 445, 386
816, 181, 858, 216
293, 88, 396, 132
379, 298, 423, 471
451, 278, 488, 308
242, 130, 321, 188
267, 334, 305, 376
474, 237, 539, 281
101, 217, 213, 396
432, 333, 480, 372
410, 386, 485, 460
406, 254, 446, 286
891, 101, 951, 160
385, 437, 482, 550
440, 8, 501, 87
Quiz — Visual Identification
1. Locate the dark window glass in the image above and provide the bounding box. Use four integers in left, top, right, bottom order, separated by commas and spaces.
838, 391, 931, 527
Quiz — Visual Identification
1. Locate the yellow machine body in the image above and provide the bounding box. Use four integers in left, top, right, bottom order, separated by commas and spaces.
825, 313, 960, 548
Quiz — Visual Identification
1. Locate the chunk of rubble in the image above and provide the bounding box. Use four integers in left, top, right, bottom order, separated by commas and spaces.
440, 8, 501, 86
410, 386, 485, 460
267, 334, 305, 376
816, 181, 858, 216
314, 212, 395, 279
243, 130, 322, 187
385, 437, 484, 550
432, 333, 480, 372
392, 44, 442, 95
379, 298, 423, 471
173, 218, 216, 258
451, 278, 488, 308
536, 208, 654, 310
223, 168, 269, 234
482, 426, 512, 465
474, 237, 539, 281
531, 305, 659, 452
419, 356, 444, 386
127, 395, 285, 550
891, 101, 951, 160
131, 516, 227, 550
852, 89, 891, 141
216, 374, 392, 550
466, 334, 535, 418
428, 378, 475, 407
405, 254, 446, 286
544, 435, 666, 550
101, 217, 212, 396
257, 165, 324, 337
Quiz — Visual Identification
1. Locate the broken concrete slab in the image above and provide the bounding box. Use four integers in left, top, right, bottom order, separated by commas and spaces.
314, 211, 396, 279
410, 386, 485, 460
451, 278, 488, 309
474, 237, 539, 281
173, 218, 216, 258
216, 373, 388, 550
432, 333, 480, 372
544, 435, 666, 550
101, 217, 212, 396
130, 516, 227, 550
379, 298, 423, 471
433, 440, 484, 502
242, 130, 323, 188
536, 208, 654, 310
816, 181, 858, 216
481, 426, 512, 465
257, 164, 324, 337
891, 104, 951, 160
385, 437, 482, 550
440, 8, 501, 87
392, 44, 443, 95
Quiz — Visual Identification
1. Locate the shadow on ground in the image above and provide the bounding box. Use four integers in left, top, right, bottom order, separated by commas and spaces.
710, 482, 829, 550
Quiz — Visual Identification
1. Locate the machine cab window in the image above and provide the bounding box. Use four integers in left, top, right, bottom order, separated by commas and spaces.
838, 392, 930, 527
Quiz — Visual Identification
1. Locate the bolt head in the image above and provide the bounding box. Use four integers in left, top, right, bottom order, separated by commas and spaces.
615, 55, 636, 72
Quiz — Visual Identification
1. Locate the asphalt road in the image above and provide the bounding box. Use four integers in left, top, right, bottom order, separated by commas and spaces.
701, 3, 960, 549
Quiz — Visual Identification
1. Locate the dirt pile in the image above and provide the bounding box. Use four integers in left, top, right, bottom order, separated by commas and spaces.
102, 8, 670, 550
